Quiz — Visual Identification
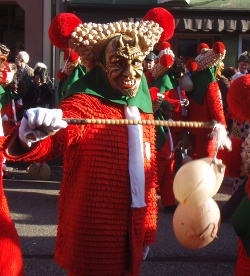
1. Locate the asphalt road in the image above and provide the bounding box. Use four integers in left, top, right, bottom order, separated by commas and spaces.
3, 162, 238, 276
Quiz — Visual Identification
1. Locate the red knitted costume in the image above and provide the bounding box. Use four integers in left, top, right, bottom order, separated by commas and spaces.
5, 94, 158, 276
156, 131, 175, 207
187, 81, 226, 159
0, 137, 24, 276
216, 74, 250, 275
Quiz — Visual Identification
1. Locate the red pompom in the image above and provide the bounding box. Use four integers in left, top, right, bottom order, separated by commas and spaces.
144, 70, 155, 84
197, 43, 209, 54
164, 91, 180, 112
213, 42, 225, 54
48, 13, 82, 50
158, 41, 171, 52
160, 55, 174, 68
227, 74, 250, 121
149, 87, 160, 102
185, 59, 198, 72
217, 137, 244, 177
64, 48, 79, 62
144, 8, 175, 41
57, 70, 68, 82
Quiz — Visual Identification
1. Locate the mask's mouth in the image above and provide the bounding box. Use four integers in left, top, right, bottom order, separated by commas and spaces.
120, 78, 136, 89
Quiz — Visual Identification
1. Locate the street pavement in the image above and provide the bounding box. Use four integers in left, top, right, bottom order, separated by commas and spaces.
3, 159, 238, 276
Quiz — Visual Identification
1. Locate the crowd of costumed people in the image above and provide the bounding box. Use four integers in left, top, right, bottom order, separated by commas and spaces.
0, 6, 250, 276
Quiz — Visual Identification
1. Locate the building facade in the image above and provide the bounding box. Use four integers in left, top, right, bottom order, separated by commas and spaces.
66, 0, 250, 70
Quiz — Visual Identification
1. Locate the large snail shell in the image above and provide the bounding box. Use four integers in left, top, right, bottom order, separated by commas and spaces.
173, 158, 225, 206
173, 198, 221, 249
39, 163, 51, 181
28, 163, 40, 177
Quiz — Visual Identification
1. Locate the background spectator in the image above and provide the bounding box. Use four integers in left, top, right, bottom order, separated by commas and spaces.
15, 51, 34, 89
237, 51, 250, 74
22, 62, 54, 111
143, 52, 156, 73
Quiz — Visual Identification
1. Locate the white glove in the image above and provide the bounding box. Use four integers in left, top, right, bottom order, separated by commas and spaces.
19, 108, 67, 147
142, 245, 149, 261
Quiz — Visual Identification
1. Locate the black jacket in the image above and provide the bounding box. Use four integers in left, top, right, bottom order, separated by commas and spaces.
22, 80, 54, 111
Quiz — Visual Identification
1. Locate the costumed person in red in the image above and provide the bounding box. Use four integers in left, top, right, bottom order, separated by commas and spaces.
57, 48, 86, 103
216, 74, 250, 275
0, 44, 18, 136
0, 137, 24, 276
226, 72, 249, 194
0, 45, 23, 176
143, 8, 189, 213
0, 44, 24, 275
185, 42, 227, 159
4, 10, 170, 276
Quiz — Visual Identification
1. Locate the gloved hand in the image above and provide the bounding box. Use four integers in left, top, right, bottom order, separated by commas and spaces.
19, 108, 67, 147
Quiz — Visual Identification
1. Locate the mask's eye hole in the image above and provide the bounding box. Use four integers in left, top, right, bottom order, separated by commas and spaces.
117, 60, 125, 67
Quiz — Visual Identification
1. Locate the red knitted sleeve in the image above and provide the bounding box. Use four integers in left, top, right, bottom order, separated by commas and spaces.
4, 95, 86, 163
207, 81, 227, 128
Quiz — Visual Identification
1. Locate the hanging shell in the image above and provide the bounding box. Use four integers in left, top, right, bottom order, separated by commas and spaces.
177, 73, 194, 92
173, 198, 221, 249
173, 157, 225, 206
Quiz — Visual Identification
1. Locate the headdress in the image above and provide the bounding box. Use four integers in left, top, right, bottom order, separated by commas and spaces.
49, 12, 166, 72
0, 44, 11, 85
185, 42, 226, 105
186, 42, 226, 73
149, 41, 175, 81
0, 44, 10, 61
142, 8, 176, 83
48, 8, 176, 113
57, 48, 80, 82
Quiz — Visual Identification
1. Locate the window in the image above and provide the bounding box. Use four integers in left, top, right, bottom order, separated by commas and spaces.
171, 34, 222, 62
0, 5, 24, 61
239, 34, 250, 58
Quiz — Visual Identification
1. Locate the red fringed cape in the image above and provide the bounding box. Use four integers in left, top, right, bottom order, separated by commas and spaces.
187, 81, 226, 159
187, 81, 226, 134
0, 136, 24, 276
5, 93, 158, 276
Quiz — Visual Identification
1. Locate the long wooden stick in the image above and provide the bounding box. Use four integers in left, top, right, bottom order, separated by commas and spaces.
23, 111, 218, 129
63, 118, 218, 129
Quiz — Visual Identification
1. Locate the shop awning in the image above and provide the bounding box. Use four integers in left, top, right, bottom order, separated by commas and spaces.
68, 0, 250, 9
175, 15, 250, 32
67, 0, 250, 33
